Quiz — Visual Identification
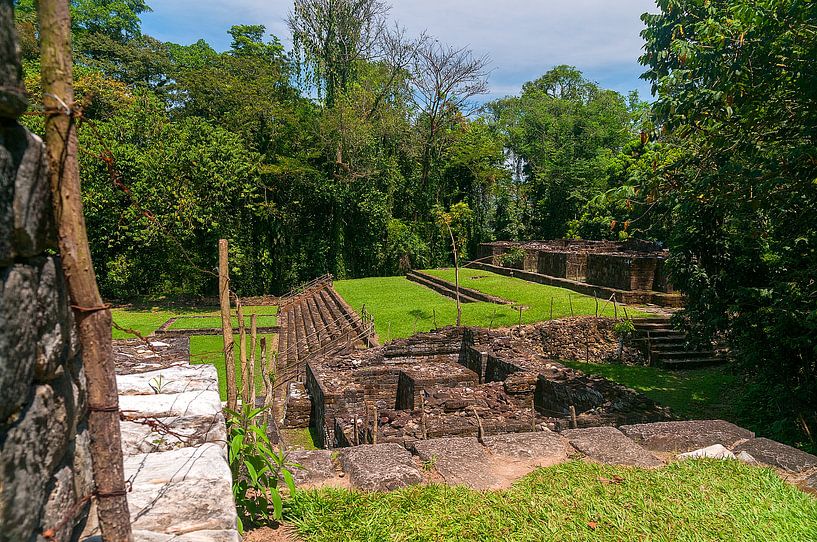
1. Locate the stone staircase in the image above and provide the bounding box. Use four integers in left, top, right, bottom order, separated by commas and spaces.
634, 317, 725, 369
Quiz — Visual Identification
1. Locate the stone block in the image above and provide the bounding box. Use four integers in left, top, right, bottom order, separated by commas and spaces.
413, 437, 497, 489
0, 0, 28, 118
678, 444, 735, 460
35, 257, 73, 380
732, 438, 817, 473
0, 263, 38, 421
38, 465, 80, 542
128, 478, 238, 535
286, 449, 336, 486
117, 365, 219, 395
120, 414, 227, 455
561, 426, 662, 467
619, 420, 754, 453
119, 390, 222, 418
11, 128, 54, 257
339, 443, 422, 491
0, 383, 70, 541
483, 430, 569, 462
124, 442, 230, 486
72, 427, 95, 503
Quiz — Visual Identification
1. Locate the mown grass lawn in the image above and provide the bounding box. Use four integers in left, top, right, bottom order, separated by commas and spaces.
335, 270, 648, 341
168, 313, 278, 330
287, 460, 817, 542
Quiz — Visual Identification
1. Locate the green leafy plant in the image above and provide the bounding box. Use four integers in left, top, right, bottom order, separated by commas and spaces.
612, 319, 636, 339
226, 404, 298, 533
498, 247, 525, 268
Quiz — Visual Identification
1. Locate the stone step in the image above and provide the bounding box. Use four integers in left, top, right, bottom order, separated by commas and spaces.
660, 357, 725, 369
406, 272, 481, 303
654, 350, 719, 360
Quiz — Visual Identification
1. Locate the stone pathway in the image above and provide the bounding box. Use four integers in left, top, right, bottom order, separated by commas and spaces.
82, 339, 239, 542
287, 420, 817, 495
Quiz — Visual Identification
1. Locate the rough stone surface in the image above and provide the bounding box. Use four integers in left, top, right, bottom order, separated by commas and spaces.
120, 414, 227, 455
562, 426, 662, 467
732, 438, 817, 473
803, 471, 817, 495
340, 444, 422, 491
286, 450, 337, 486
483, 430, 569, 462
124, 443, 230, 486
0, 0, 28, 118
0, 263, 38, 421
619, 420, 754, 453
119, 390, 222, 418
678, 444, 735, 460
413, 437, 498, 489
116, 365, 218, 395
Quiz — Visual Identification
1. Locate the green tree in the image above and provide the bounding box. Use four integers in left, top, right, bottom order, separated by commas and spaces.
642, 0, 817, 451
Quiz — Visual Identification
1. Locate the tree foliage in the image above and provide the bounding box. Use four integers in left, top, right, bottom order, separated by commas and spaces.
642, 0, 817, 450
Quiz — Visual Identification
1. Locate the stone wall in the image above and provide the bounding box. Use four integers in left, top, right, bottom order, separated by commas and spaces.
0, 4, 93, 540
585, 253, 662, 291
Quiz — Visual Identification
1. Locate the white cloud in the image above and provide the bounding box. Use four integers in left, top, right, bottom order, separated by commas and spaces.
141, 0, 658, 98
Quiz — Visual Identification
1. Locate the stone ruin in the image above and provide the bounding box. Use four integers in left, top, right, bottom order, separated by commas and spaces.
287, 322, 671, 450
476, 239, 680, 306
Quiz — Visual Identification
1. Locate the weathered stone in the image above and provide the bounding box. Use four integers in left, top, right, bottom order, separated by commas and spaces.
0, 383, 70, 541
72, 426, 95, 502
117, 365, 219, 395
0, 264, 38, 421
119, 390, 222, 418
678, 444, 735, 460
483, 430, 569, 462
286, 449, 336, 486
803, 471, 817, 495
37, 465, 79, 542
76, 529, 242, 542
413, 437, 498, 489
11, 128, 54, 256
128, 478, 237, 534
119, 414, 227, 455
0, 122, 14, 265
0, 0, 28, 118
35, 257, 73, 380
619, 420, 754, 453
339, 443, 422, 491
732, 437, 817, 473
561, 426, 662, 467
124, 442, 230, 486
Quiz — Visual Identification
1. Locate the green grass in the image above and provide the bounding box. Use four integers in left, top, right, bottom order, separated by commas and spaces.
561, 362, 738, 420
189, 335, 273, 400
287, 459, 817, 542
168, 314, 278, 330
334, 270, 648, 341
281, 427, 320, 450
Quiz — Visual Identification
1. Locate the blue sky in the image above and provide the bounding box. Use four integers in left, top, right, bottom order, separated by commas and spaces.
142, 0, 658, 101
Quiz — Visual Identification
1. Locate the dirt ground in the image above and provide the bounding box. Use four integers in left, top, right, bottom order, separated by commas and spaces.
243, 524, 302, 542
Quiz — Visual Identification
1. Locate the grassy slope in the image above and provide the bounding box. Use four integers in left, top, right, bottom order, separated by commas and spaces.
289, 460, 817, 542
562, 361, 737, 420
334, 270, 647, 341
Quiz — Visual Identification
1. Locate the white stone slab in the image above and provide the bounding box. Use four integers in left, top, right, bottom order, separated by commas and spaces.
117, 365, 218, 395
119, 390, 222, 418
678, 444, 735, 460
125, 442, 229, 485
128, 478, 237, 534
120, 414, 227, 455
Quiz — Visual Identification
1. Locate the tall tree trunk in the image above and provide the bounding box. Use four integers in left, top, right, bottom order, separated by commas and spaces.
38, 1, 132, 540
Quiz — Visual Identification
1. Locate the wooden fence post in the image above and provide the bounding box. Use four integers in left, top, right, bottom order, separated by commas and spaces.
218, 239, 237, 411
237, 301, 248, 406
249, 314, 257, 408
39, 1, 133, 538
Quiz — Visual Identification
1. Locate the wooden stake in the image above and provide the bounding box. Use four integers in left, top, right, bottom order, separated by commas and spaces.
372, 403, 378, 445
472, 406, 485, 445
569, 294, 574, 317
249, 314, 257, 408
613, 294, 618, 320
39, 1, 132, 538
218, 239, 237, 411
569, 405, 578, 429
594, 291, 599, 317
445, 221, 462, 327
420, 393, 428, 440
237, 300, 248, 406
550, 297, 554, 320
